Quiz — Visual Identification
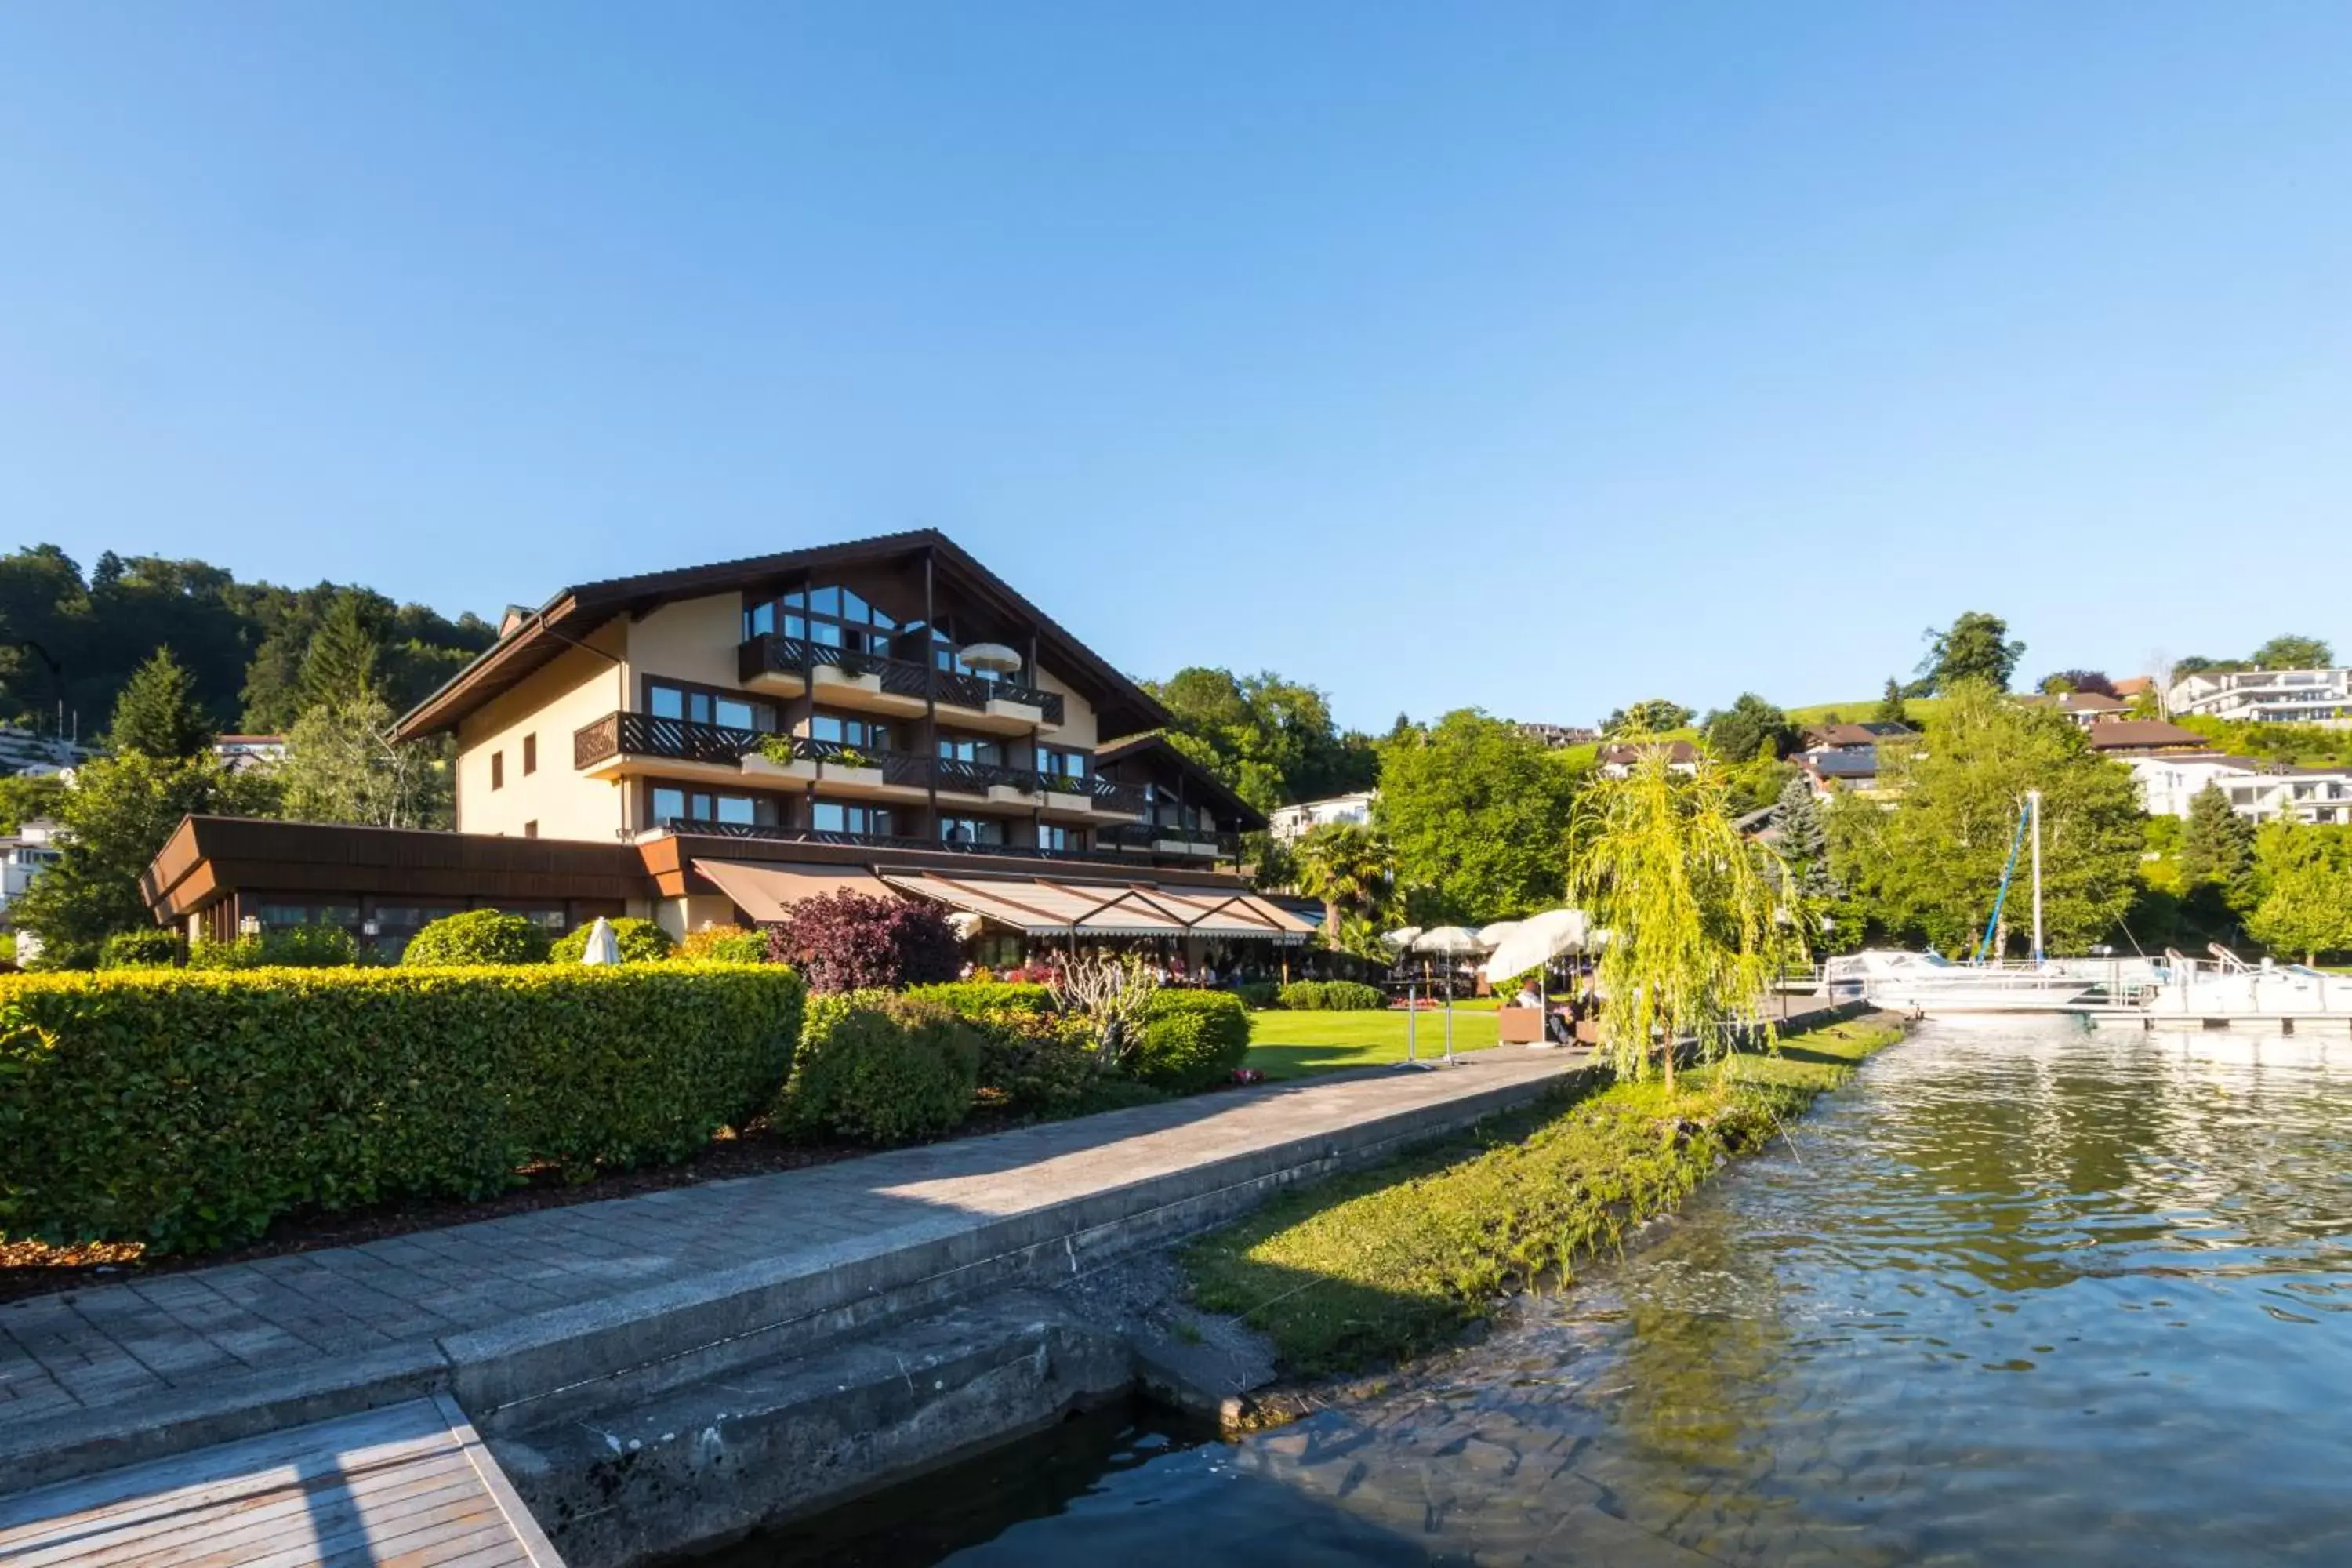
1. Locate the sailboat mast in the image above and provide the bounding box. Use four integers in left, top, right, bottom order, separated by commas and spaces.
2028, 789, 2044, 964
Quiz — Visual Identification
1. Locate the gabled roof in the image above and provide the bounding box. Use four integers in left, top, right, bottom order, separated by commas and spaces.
1803, 721, 1914, 750
1090, 731, 1269, 830
2019, 691, 2129, 713
393, 528, 1171, 742
1597, 739, 1702, 766
1800, 749, 1881, 779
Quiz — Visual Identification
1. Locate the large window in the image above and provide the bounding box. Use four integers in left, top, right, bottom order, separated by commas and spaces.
651, 786, 764, 826
813, 800, 894, 836
743, 583, 1027, 682
937, 732, 1005, 766
648, 680, 767, 733
809, 712, 892, 750
938, 815, 1007, 847
1037, 823, 1086, 851
1038, 746, 1087, 782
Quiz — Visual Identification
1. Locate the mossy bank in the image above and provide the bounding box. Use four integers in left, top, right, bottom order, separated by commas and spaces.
1182, 1014, 1905, 1379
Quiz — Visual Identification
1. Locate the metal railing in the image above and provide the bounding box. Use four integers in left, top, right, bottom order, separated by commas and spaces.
735, 634, 1066, 724
655, 818, 1138, 867
1094, 821, 1241, 858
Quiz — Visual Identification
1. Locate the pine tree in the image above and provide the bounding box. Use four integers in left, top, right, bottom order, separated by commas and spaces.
107, 647, 214, 759
2179, 783, 2256, 907
299, 593, 383, 709
1872, 677, 1910, 728
1773, 774, 1835, 899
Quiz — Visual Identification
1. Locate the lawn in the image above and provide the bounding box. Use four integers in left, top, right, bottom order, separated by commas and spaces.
1189, 1015, 1904, 1374
1245, 1000, 1507, 1080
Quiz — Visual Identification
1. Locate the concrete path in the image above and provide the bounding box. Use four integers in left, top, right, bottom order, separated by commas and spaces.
0, 1048, 1585, 1496
0, 1395, 562, 1567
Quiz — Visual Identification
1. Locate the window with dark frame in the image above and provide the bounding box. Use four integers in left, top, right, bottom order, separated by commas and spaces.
523, 820, 539, 838
491, 750, 504, 790
522, 734, 537, 775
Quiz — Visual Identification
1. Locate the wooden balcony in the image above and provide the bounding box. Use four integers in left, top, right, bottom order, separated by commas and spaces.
573, 711, 765, 784
736, 634, 1067, 731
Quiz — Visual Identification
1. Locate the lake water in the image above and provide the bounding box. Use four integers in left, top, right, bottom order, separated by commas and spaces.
743, 1018, 2352, 1566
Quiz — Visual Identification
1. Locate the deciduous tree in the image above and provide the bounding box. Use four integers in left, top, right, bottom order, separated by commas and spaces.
1700, 693, 1798, 765
1570, 742, 1785, 1087
2249, 634, 2333, 670
1377, 710, 1580, 924
1828, 681, 2143, 954
2245, 822, 2352, 963
278, 696, 453, 829
1917, 611, 2026, 694
1604, 699, 1694, 736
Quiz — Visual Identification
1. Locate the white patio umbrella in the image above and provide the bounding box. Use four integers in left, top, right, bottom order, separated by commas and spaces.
1380, 926, 1424, 949
1475, 921, 1521, 950
1480, 909, 1590, 983
578, 916, 622, 966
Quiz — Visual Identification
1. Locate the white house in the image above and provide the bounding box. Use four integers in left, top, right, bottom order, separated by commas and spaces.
1268, 790, 1377, 843
2166, 667, 2352, 728
214, 735, 288, 773
0, 818, 66, 961
2128, 753, 2352, 826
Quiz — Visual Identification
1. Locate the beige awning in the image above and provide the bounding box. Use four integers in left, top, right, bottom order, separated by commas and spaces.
880, 870, 1314, 942
692, 858, 887, 922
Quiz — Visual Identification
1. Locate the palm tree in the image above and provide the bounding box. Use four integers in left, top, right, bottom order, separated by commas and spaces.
1294, 822, 1393, 939
1569, 740, 1788, 1088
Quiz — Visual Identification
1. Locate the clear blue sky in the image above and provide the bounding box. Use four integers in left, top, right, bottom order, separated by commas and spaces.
4, 3, 2347, 731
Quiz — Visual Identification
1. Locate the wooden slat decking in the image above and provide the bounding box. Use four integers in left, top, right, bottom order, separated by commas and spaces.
0, 1396, 561, 1568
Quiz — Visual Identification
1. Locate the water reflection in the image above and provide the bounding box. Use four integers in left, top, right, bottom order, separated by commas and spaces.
785, 1021, 2352, 1565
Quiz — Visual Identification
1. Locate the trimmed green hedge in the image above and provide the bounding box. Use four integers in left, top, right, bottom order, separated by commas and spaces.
782, 991, 981, 1145
908, 982, 1093, 1111
550, 917, 674, 964
98, 929, 182, 970
1135, 989, 1250, 1092
1278, 979, 1388, 1011
679, 925, 769, 964
403, 909, 551, 965
1233, 981, 1281, 1010
0, 964, 804, 1254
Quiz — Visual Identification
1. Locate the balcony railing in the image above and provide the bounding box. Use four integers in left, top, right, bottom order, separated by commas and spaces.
737, 634, 1066, 724
575, 711, 764, 770
656, 818, 1142, 868
1098, 820, 1242, 858
575, 713, 1138, 815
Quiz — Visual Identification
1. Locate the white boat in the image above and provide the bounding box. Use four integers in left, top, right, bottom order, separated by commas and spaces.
2143, 950, 2352, 1021
1820, 949, 2097, 1014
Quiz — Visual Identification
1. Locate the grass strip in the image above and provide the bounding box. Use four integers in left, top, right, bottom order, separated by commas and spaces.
1182, 1017, 1901, 1376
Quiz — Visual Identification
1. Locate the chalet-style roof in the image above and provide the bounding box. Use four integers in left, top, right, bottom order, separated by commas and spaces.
393, 528, 1171, 743
1090, 731, 1269, 830
1799, 749, 1882, 780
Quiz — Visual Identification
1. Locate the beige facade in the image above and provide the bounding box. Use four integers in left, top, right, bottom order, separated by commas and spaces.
454, 626, 630, 840
622, 593, 743, 699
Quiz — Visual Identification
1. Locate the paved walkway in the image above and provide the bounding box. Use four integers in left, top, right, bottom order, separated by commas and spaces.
0, 1049, 1584, 1494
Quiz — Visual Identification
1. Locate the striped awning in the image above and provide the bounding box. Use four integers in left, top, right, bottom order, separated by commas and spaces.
880, 870, 1315, 942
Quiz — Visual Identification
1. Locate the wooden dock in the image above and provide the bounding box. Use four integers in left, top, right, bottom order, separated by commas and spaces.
0, 1396, 562, 1567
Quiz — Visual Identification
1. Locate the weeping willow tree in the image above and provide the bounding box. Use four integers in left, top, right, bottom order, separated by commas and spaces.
1569, 739, 1792, 1087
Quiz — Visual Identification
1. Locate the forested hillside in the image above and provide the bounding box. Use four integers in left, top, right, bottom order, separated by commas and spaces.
0, 545, 493, 739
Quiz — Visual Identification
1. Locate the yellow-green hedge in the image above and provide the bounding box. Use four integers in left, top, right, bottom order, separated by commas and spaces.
0, 963, 804, 1254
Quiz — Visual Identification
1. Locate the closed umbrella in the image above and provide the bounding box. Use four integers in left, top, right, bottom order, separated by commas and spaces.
579, 916, 622, 966
1410, 927, 1485, 1065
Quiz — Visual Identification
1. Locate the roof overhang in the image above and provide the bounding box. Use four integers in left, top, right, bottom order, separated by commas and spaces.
393, 529, 1173, 743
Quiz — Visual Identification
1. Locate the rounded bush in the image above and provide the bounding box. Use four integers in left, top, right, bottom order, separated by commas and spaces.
783, 992, 982, 1145
99, 929, 183, 970
261, 924, 361, 967
1278, 979, 1387, 1011
1134, 990, 1250, 1093
768, 891, 962, 992
550, 917, 675, 964
402, 909, 551, 966
678, 924, 770, 964
906, 982, 1089, 1110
